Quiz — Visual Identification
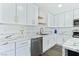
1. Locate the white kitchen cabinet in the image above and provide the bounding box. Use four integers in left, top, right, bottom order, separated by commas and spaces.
56, 35, 64, 45
65, 10, 73, 27
16, 45, 30, 56
0, 42, 15, 56
55, 13, 65, 27
48, 35, 56, 49
74, 8, 79, 19
56, 28, 73, 45
55, 28, 64, 45
28, 4, 38, 25
43, 36, 49, 53
48, 13, 54, 27
0, 3, 16, 24
58, 13, 65, 27
43, 35, 56, 53
16, 3, 28, 25
0, 50, 15, 56
16, 40, 31, 56
54, 15, 58, 27
54, 14, 64, 27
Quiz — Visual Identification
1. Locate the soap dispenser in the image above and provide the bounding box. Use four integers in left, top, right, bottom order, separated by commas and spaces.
54, 29, 57, 34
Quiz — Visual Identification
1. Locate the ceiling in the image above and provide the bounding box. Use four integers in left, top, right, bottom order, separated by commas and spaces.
36, 3, 79, 15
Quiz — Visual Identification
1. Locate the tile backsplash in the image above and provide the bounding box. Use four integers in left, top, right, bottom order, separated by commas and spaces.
0, 24, 73, 39
0, 24, 40, 38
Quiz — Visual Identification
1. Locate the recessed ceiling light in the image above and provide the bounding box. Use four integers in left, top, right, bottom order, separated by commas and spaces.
58, 4, 62, 8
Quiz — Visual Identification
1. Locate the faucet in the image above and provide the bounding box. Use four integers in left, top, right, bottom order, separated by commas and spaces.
40, 28, 43, 34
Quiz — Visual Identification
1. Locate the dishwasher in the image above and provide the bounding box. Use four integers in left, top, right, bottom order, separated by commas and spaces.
31, 37, 43, 56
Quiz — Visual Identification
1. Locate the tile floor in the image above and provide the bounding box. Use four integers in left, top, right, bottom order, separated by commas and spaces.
42, 44, 62, 56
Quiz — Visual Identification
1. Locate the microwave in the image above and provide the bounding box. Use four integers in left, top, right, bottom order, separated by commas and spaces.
73, 31, 79, 38
74, 19, 79, 27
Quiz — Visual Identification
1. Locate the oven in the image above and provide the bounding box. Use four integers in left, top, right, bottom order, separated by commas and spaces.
74, 19, 79, 27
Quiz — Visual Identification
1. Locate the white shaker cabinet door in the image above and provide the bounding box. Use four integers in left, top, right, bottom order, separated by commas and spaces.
0, 42, 15, 56
16, 45, 30, 56
16, 40, 31, 56
43, 36, 49, 53
48, 35, 56, 49
28, 4, 38, 25
48, 13, 54, 27
65, 10, 73, 27
58, 13, 65, 27
0, 3, 16, 24
0, 50, 15, 56
56, 35, 63, 45
55, 13, 65, 27
54, 15, 59, 27
74, 8, 79, 19
17, 3, 28, 25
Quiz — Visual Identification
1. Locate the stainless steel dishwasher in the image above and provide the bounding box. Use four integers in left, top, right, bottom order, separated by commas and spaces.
31, 37, 43, 56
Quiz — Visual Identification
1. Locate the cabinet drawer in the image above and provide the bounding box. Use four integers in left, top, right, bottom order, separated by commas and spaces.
16, 45, 30, 56
0, 42, 15, 52
16, 40, 30, 48
0, 50, 15, 56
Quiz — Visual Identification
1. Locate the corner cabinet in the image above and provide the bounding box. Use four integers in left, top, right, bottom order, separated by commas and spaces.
47, 13, 54, 27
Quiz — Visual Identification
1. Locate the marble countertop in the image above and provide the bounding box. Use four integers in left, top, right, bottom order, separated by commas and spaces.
63, 38, 79, 53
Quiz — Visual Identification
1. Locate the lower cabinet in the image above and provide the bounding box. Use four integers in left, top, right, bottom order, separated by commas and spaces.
0, 50, 15, 56
56, 28, 72, 46
0, 39, 31, 56
0, 42, 15, 56
48, 35, 56, 49
16, 39, 31, 56
16, 45, 30, 56
43, 36, 49, 53
56, 35, 63, 45
43, 35, 56, 53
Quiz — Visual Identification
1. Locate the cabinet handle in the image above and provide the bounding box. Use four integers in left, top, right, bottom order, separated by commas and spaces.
21, 42, 28, 45
3, 42, 8, 45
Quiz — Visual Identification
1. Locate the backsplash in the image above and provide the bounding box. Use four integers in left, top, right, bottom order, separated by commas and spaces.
0, 24, 40, 39
0, 24, 73, 39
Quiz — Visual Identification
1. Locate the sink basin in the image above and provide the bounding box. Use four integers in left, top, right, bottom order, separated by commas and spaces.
37, 33, 48, 35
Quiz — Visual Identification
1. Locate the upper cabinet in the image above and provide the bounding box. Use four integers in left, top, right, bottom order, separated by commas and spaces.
17, 3, 38, 25
64, 10, 73, 27
58, 13, 65, 27
0, 3, 16, 24
74, 8, 79, 19
28, 4, 38, 25
0, 3, 38, 26
54, 15, 58, 27
16, 3, 28, 25
54, 10, 73, 27
47, 13, 54, 27
54, 13, 65, 27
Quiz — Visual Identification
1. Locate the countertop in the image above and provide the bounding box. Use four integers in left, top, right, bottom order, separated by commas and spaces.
63, 38, 79, 53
